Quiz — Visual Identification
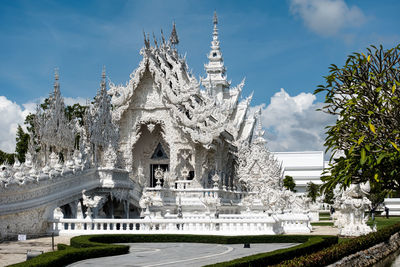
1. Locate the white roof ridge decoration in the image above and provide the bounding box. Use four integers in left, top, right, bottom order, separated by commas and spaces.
108, 22, 254, 148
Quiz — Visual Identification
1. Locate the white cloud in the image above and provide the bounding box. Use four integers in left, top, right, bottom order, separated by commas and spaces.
64, 97, 88, 106
254, 88, 336, 154
289, 0, 365, 36
0, 96, 35, 153
0, 96, 86, 154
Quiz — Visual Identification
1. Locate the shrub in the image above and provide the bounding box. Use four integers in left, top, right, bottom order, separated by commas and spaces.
277, 222, 400, 266
56, 243, 69, 250
84, 234, 315, 245
8, 243, 129, 267
204, 236, 338, 267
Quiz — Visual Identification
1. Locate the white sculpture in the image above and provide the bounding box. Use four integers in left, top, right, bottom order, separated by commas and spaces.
334, 181, 374, 236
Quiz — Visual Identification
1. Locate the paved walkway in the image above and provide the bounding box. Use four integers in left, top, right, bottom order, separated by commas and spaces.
69, 242, 299, 267
0, 235, 72, 266
0, 226, 338, 266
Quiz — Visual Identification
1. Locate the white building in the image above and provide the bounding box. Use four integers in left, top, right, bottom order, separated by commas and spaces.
0, 13, 320, 237
274, 151, 326, 193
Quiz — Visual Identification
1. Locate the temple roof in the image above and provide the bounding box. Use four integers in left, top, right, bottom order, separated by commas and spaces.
108, 16, 255, 149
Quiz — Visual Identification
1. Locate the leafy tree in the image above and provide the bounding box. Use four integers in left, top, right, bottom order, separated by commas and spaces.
24, 113, 36, 134
322, 187, 334, 205
15, 125, 29, 162
283, 175, 297, 192
315, 44, 400, 191
306, 182, 320, 203
66, 103, 87, 126
0, 150, 15, 165
369, 183, 388, 211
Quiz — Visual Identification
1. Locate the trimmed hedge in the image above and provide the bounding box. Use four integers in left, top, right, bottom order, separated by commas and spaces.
204, 236, 338, 267
8, 244, 129, 267
8, 234, 337, 267
81, 234, 318, 245
276, 222, 400, 266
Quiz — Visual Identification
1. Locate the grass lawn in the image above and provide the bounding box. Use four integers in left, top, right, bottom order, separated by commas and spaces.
311, 222, 334, 226
338, 216, 400, 243
367, 216, 400, 230
319, 217, 332, 221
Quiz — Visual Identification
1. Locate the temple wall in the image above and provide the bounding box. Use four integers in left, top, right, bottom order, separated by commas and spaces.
118, 69, 202, 187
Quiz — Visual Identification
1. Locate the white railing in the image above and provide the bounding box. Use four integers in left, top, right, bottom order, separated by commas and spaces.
277, 213, 312, 233
50, 217, 282, 236
144, 187, 245, 203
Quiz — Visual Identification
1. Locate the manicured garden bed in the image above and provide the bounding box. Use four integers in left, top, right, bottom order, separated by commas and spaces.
8, 234, 337, 267
275, 222, 400, 266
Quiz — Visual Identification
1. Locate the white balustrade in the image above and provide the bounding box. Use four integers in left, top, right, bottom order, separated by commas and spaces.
277, 213, 312, 233
50, 216, 285, 236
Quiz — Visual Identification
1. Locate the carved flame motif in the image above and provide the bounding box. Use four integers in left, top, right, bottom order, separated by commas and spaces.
180, 165, 190, 180
147, 123, 156, 133
154, 167, 164, 180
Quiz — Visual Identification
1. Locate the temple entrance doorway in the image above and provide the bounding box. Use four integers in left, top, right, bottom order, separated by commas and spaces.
150, 164, 168, 187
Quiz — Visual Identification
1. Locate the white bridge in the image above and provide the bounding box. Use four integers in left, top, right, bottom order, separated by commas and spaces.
0, 160, 313, 238
0, 164, 135, 239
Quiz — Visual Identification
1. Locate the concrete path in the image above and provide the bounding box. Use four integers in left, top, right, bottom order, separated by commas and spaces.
68, 242, 299, 267
0, 235, 71, 266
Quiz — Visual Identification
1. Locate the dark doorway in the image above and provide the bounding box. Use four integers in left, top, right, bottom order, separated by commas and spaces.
150, 164, 169, 187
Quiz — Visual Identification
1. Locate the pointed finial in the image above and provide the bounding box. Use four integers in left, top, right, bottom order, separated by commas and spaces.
254, 107, 266, 144
102, 65, 106, 80
53, 67, 60, 92
152, 32, 158, 48
257, 107, 262, 132
143, 30, 150, 49
54, 67, 59, 81
100, 66, 106, 92
160, 29, 166, 46
169, 21, 179, 46
213, 11, 218, 25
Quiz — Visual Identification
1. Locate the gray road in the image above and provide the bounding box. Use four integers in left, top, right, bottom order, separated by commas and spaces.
69, 242, 298, 267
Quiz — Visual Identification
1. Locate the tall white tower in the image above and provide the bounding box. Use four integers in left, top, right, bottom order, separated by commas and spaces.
202, 12, 230, 104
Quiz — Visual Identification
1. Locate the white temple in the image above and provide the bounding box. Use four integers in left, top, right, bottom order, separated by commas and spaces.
0, 13, 322, 238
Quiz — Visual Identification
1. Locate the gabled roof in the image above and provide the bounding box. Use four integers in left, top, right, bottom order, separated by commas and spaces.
108, 30, 254, 149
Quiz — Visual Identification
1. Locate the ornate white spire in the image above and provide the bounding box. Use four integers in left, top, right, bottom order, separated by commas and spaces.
202, 11, 229, 102
253, 108, 266, 145
100, 66, 106, 93
54, 68, 60, 94
87, 66, 118, 155
169, 22, 179, 46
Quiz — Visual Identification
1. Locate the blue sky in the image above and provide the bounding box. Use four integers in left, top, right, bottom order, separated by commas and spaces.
0, 0, 399, 153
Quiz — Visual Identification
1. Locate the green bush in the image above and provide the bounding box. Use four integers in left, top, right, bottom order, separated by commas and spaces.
8, 243, 129, 267
85, 234, 315, 245
56, 243, 69, 250
204, 236, 337, 267
277, 222, 400, 266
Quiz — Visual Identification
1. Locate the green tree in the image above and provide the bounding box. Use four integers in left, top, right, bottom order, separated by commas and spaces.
322, 187, 334, 205
369, 183, 388, 211
15, 125, 29, 162
66, 103, 87, 126
283, 175, 297, 192
24, 113, 36, 134
306, 182, 320, 203
315, 44, 400, 191
0, 150, 15, 165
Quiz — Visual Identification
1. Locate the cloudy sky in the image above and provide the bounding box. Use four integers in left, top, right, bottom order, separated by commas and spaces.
0, 0, 399, 154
